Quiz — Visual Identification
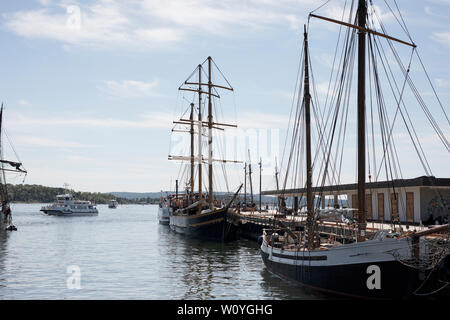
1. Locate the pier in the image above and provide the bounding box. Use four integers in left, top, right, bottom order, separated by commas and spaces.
227, 209, 432, 243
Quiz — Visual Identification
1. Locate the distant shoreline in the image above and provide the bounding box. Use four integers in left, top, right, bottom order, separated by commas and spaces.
11, 202, 158, 205
6, 184, 159, 205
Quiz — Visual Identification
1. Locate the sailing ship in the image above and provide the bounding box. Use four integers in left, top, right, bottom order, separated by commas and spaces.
261, 0, 449, 299
167, 56, 242, 241
0, 104, 28, 231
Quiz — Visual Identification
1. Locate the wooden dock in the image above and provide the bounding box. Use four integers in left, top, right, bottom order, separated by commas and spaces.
227, 209, 431, 242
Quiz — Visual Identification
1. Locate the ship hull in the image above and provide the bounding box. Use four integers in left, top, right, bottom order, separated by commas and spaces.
41, 209, 98, 216
260, 237, 448, 299
169, 207, 237, 241
158, 207, 170, 225
0, 213, 5, 229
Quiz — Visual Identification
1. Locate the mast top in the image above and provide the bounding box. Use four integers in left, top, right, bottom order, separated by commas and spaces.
309, 6, 416, 48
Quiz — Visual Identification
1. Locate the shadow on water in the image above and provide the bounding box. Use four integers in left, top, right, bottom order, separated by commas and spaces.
157, 223, 321, 299
0, 204, 324, 299
158, 225, 241, 299
0, 231, 9, 290
259, 269, 329, 300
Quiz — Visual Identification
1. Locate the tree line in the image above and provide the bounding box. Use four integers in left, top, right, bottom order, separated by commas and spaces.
6, 184, 159, 204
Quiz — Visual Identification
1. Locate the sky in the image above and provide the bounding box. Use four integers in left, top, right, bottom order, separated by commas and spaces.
0, 0, 448, 193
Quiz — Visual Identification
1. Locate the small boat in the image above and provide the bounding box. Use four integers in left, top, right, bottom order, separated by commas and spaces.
0, 104, 27, 231
41, 194, 98, 216
108, 199, 118, 208
158, 195, 172, 225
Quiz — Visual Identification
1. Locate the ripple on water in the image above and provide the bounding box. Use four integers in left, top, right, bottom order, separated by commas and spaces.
0, 204, 318, 299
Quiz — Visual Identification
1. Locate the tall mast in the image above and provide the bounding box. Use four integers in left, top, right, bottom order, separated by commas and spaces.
0, 104, 6, 203
357, 0, 367, 242
259, 158, 262, 212
207, 56, 214, 207
198, 64, 203, 208
304, 26, 314, 249
248, 150, 254, 204
275, 157, 280, 209
244, 162, 247, 205
190, 102, 195, 197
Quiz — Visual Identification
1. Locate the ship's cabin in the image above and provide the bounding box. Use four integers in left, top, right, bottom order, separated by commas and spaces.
56, 194, 73, 203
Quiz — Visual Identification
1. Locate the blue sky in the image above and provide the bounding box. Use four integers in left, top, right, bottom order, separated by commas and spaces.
0, 0, 448, 193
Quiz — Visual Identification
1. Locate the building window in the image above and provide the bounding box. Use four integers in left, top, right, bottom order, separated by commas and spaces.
377, 193, 385, 221
406, 192, 414, 222
391, 193, 399, 223
352, 194, 358, 209
366, 194, 373, 220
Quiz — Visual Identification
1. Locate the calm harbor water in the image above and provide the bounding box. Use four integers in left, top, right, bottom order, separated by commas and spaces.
0, 204, 321, 300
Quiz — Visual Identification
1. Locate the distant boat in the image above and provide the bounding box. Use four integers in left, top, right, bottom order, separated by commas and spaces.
158, 195, 171, 225
108, 199, 118, 209
0, 104, 27, 231
41, 194, 98, 216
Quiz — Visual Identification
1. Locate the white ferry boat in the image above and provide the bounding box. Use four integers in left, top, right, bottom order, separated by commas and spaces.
41, 194, 98, 216
108, 199, 118, 208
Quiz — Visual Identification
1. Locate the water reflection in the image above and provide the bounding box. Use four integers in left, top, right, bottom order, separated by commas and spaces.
259, 268, 325, 300
0, 204, 319, 299
0, 231, 9, 290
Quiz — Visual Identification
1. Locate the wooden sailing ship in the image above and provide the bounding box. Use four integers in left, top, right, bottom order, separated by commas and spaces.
0, 104, 27, 231
167, 56, 242, 241
261, 0, 449, 299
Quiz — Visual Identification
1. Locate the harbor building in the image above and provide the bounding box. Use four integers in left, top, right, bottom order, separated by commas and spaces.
262, 176, 449, 225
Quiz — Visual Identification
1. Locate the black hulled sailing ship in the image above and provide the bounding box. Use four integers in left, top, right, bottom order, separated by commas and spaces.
261, 0, 449, 299
167, 56, 242, 241
0, 104, 27, 231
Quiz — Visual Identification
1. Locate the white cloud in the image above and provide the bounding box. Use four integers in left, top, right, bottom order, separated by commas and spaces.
435, 78, 450, 88
4, 2, 183, 49
38, 0, 52, 6
432, 32, 450, 45
4, 0, 322, 49
18, 99, 32, 107
426, 0, 450, 5
133, 28, 183, 43
101, 79, 163, 98
10, 112, 173, 129
229, 111, 290, 129
139, 0, 313, 35
4, 1, 409, 52
16, 136, 95, 148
